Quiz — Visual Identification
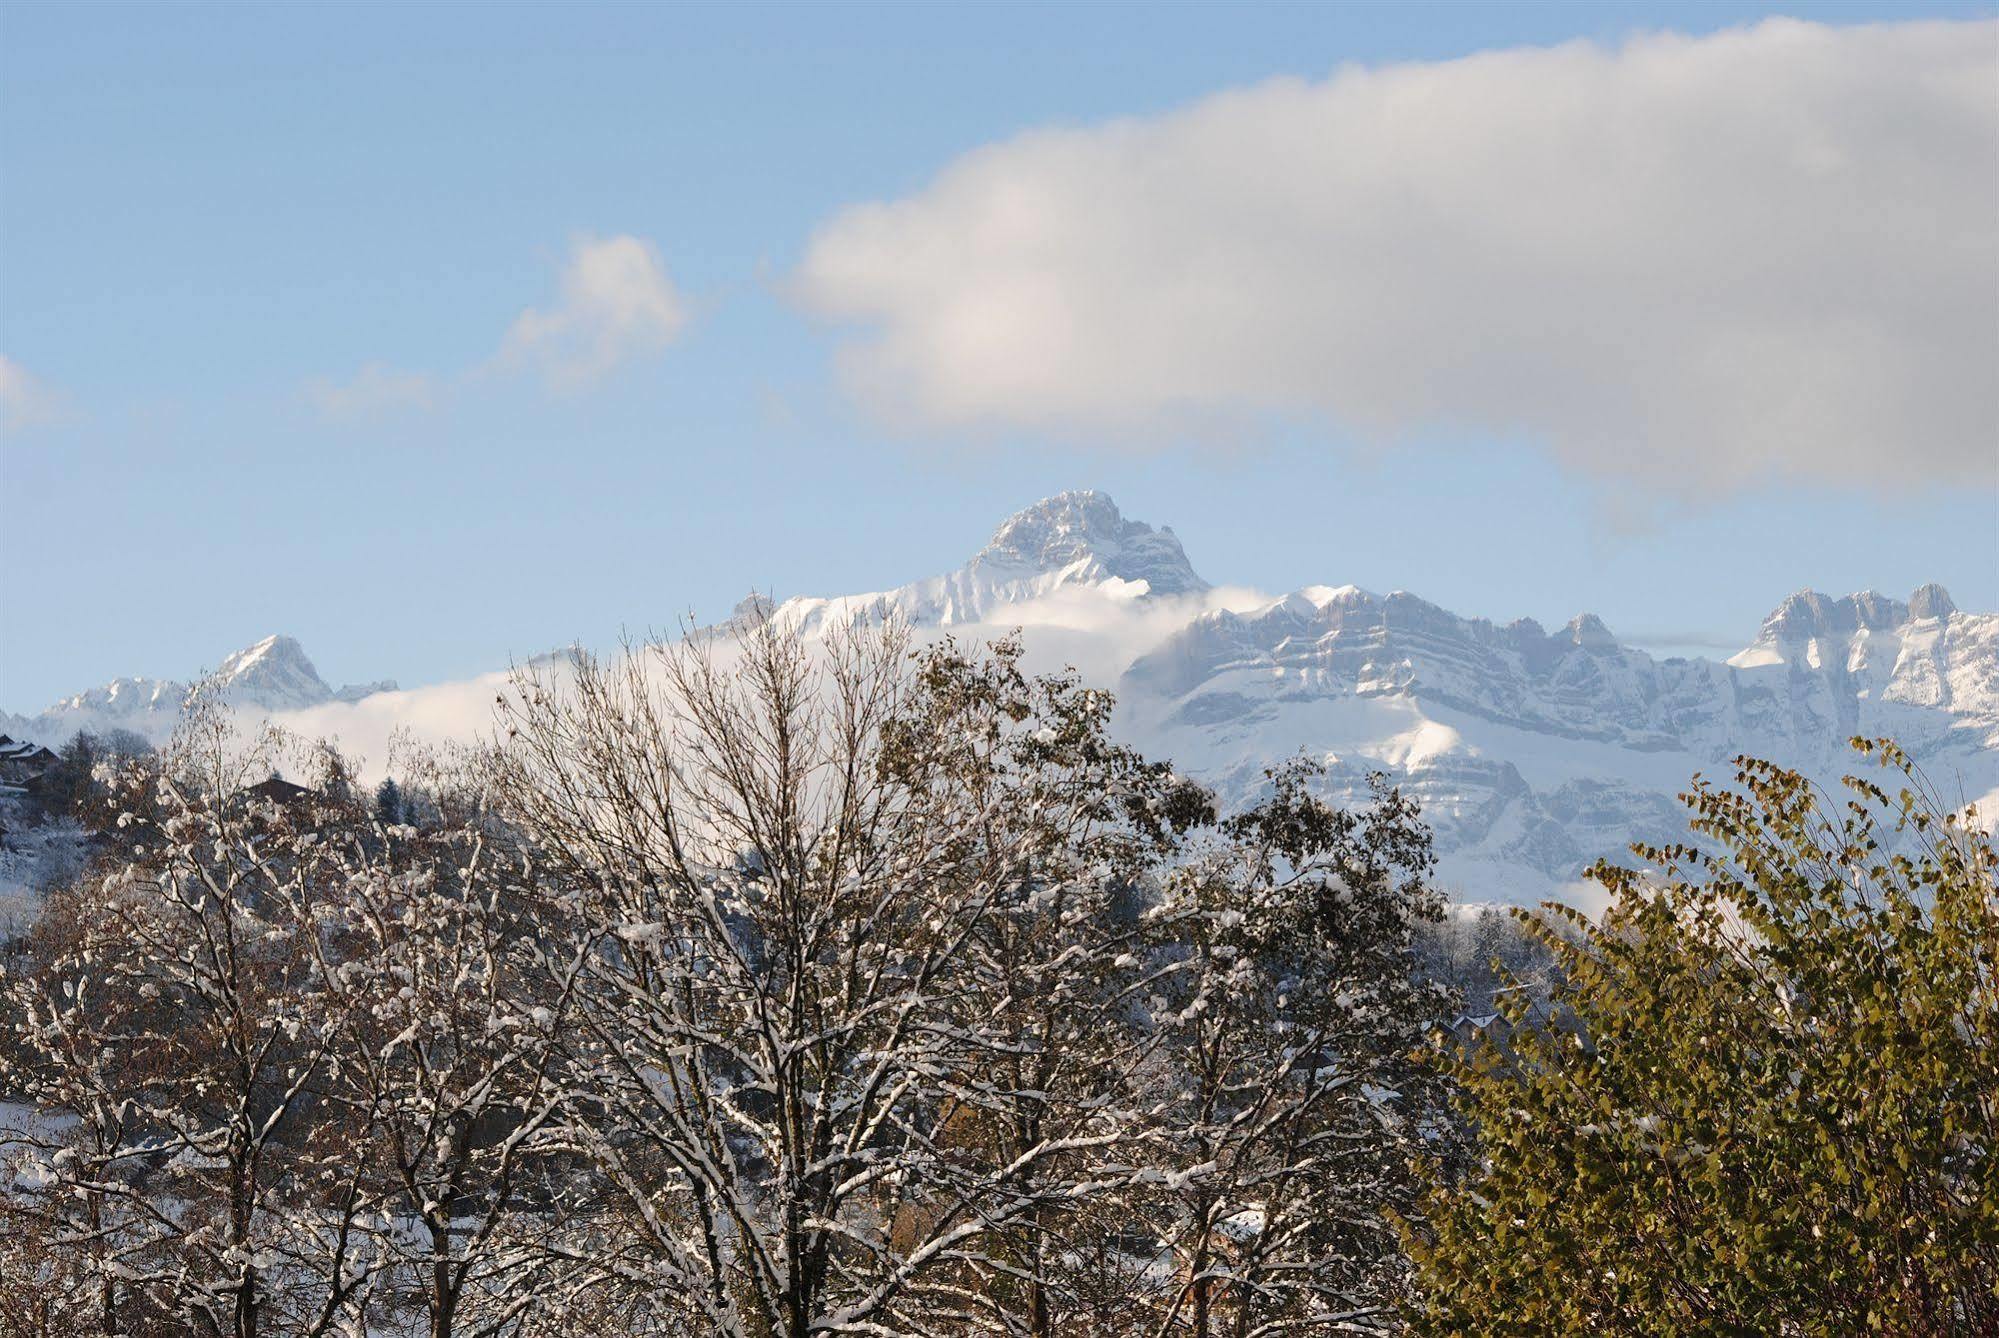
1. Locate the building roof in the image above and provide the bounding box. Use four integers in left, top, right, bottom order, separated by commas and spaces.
243, 777, 316, 805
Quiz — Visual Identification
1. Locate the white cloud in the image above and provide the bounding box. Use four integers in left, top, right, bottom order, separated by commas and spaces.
273, 671, 519, 784
307, 234, 688, 411
798, 18, 1999, 492
0, 355, 62, 432
305, 362, 436, 419
269, 580, 1267, 785
502, 234, 689, 389
903, 582, 1270, 688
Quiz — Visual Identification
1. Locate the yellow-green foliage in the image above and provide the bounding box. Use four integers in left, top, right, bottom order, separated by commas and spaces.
1408, 739, 1999, 1335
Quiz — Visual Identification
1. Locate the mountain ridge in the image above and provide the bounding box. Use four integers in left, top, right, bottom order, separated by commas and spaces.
4, 635, 397, 745
7, 492, 1992, 906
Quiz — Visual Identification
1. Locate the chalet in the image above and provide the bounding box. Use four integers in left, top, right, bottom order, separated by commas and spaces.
1443, 1011, 1514, 1050
0, 735, 59, 785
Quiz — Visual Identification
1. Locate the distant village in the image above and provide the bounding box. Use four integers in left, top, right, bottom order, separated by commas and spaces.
0, 731, 326, 929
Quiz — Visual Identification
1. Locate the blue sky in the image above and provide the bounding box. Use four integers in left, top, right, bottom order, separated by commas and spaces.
3, 0, 1994, 706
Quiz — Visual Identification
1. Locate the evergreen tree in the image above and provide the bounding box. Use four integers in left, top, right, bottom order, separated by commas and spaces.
373, 776, 404, 826
35, 729, 102, 816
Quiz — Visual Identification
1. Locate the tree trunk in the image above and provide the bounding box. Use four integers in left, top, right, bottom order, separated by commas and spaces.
432, 1268, 456, 1338
430, 1218, 458, 1338
1190, 1234, 1211, 1338
234, 1274, 258, 1338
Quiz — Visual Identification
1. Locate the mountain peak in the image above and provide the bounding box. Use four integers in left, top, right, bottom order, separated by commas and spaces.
972, 490, 1207, 596
742, 490, 1210, 638
1909, 583, 1956, 620
211, 634, 337, 712
1756, 588, 1911, 643
728, 591, 777, 629
217, 633, 313, 678
1565, 613, 1618, 650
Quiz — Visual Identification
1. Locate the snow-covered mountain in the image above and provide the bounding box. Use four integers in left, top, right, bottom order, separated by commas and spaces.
1116, 579, 1998, 901
1, 635, 396, 746
754, 489, 1207, 635
8, 491, 1993, 905
752, 491, 1999, 903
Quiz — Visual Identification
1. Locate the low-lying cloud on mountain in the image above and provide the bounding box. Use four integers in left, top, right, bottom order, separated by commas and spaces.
10, 490, 1995, 907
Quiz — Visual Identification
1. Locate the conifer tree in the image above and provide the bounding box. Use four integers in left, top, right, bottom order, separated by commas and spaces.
373, 776, 404, 826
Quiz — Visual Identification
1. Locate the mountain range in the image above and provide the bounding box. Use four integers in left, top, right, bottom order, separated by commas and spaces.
8, 490, 1994, 904
0, 635, 395, 744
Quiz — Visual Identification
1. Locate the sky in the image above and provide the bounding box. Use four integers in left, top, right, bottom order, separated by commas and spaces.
2, 0, 1995, 708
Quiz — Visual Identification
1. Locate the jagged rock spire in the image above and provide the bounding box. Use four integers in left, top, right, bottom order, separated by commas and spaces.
971, 490, 1208, 596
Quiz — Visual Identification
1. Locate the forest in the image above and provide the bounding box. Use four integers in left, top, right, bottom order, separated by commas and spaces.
0, 623, 1992, 1336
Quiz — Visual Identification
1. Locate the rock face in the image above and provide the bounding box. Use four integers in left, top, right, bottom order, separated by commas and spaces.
1113, 578, 1998, 901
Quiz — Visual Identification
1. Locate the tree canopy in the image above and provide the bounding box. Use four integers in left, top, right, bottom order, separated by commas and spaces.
1408, 740, 1999, 1335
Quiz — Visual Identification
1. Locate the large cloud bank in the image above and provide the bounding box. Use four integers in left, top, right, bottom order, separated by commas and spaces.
798, 19, 1998, 491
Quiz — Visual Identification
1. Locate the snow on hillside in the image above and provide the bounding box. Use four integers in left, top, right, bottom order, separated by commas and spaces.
7, 491, 1992, 907
1114, 578, 1997, 901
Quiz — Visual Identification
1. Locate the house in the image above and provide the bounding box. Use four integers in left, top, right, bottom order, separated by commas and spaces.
241, 776, 317, 807
0, 735, 60, 785
1444, 1011, 1513, 1049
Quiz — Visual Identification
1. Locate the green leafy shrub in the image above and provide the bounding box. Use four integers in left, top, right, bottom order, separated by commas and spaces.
1409, 739, 1999, 1335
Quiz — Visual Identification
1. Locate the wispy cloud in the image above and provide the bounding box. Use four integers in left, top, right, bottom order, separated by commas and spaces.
0, 355, 63, 432
305, 234, 691, 416
500, 234, 689, 389
798, 18, 1998, 495
305, 362, 436, 419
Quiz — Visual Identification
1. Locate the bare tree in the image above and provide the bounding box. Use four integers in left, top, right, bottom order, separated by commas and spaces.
1126, 764, 1451, 1338
2, 629, 1457, 1338
871, 640, 1210, 1335
490, 621, 1210, 1336
300, 789, 589, 1337
0, 706, 378, 1336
